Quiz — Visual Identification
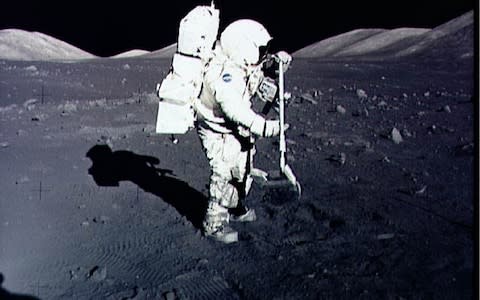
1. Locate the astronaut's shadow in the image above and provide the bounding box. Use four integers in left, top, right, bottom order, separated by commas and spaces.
86, 144, 207, 229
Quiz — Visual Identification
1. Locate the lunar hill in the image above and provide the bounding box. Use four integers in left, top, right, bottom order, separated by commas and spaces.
293, 10, 473, 60
0, 10, 473, 61
0, 29, 97, 61
111, 44, 177, 59
111, 49, 151, 59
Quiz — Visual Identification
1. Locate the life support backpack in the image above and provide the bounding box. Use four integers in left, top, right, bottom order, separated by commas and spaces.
155, 3, 220, 134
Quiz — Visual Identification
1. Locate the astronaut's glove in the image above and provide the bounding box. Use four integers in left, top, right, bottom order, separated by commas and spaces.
264, 120, 281, 137
250, 115, 282, 138
274, 51, 292, 72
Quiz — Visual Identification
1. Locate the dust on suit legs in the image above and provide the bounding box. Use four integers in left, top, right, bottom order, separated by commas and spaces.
197, 125, 254, 233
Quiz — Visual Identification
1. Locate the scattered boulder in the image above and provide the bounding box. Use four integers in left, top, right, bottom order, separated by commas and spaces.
454, 142, 474, 156
23, 99, 38, 110
415, 185, 428, 195
89, 99, 107, 108
69, 267, 85, 281
31, 114, 47, 121
378, 100, 388, 107
363, 107, 370, 117
284, 92, 292, 100
391, 128, 403, 144
300, 93, 318, 105
336, 105, 346, 114
88, 265, 107, 282
25, 65, 38, 73
356, 89, 368, 100
25, 65, 41, 75
93, 215, 110, 224
428, 124, 437, 134
163, 290, 177, 300
143, 125, 156, 133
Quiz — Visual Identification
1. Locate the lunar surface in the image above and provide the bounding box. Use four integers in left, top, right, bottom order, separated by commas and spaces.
0, 11, 475, 299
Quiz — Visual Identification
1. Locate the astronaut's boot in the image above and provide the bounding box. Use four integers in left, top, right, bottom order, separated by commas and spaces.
203, 202, 238, 244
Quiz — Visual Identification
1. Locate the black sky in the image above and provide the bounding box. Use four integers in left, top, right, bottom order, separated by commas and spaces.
0, 0, 475, 57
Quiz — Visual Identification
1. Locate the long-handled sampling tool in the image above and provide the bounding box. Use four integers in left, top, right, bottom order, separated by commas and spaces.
259, 60, 301, 197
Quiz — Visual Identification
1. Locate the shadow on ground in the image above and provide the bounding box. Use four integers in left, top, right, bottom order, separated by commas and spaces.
0, 273, 40, 300
86, 144, 208, 229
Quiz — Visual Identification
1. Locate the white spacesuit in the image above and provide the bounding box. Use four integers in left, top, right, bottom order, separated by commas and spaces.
194, 19, 291, 243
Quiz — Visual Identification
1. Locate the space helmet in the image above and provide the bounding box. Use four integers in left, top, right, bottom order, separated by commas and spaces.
220, 19, 272, 66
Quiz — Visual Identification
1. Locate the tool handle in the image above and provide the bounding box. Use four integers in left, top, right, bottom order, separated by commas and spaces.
278, 61, 286, 172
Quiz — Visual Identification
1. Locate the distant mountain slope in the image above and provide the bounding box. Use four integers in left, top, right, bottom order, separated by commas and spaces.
396, 10, 474, 59
109, 43, 176, 59
335, 28, 430, 57
293, 10, 473, 60
141, 43, 177, 59
111, 49, 151, 58
2, 10, 472, 62
0, 29, 96, 61
292, 29, 386, 58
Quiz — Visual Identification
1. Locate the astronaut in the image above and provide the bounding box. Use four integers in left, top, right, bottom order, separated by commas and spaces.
194, 19, 291, 243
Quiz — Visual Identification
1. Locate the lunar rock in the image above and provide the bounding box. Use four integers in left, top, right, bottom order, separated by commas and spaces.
300, 93, 318, 105
163, 290, 177, 300
391, 127, 403, 144
89, 266, 107, 282
336, 105, 346, 114
356, 89, 368, 100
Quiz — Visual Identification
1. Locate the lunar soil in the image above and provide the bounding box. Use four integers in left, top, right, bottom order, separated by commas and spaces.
0, 55, 475, 299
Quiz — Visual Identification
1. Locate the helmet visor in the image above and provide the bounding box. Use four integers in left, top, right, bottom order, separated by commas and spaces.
258, 40, 272, 63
